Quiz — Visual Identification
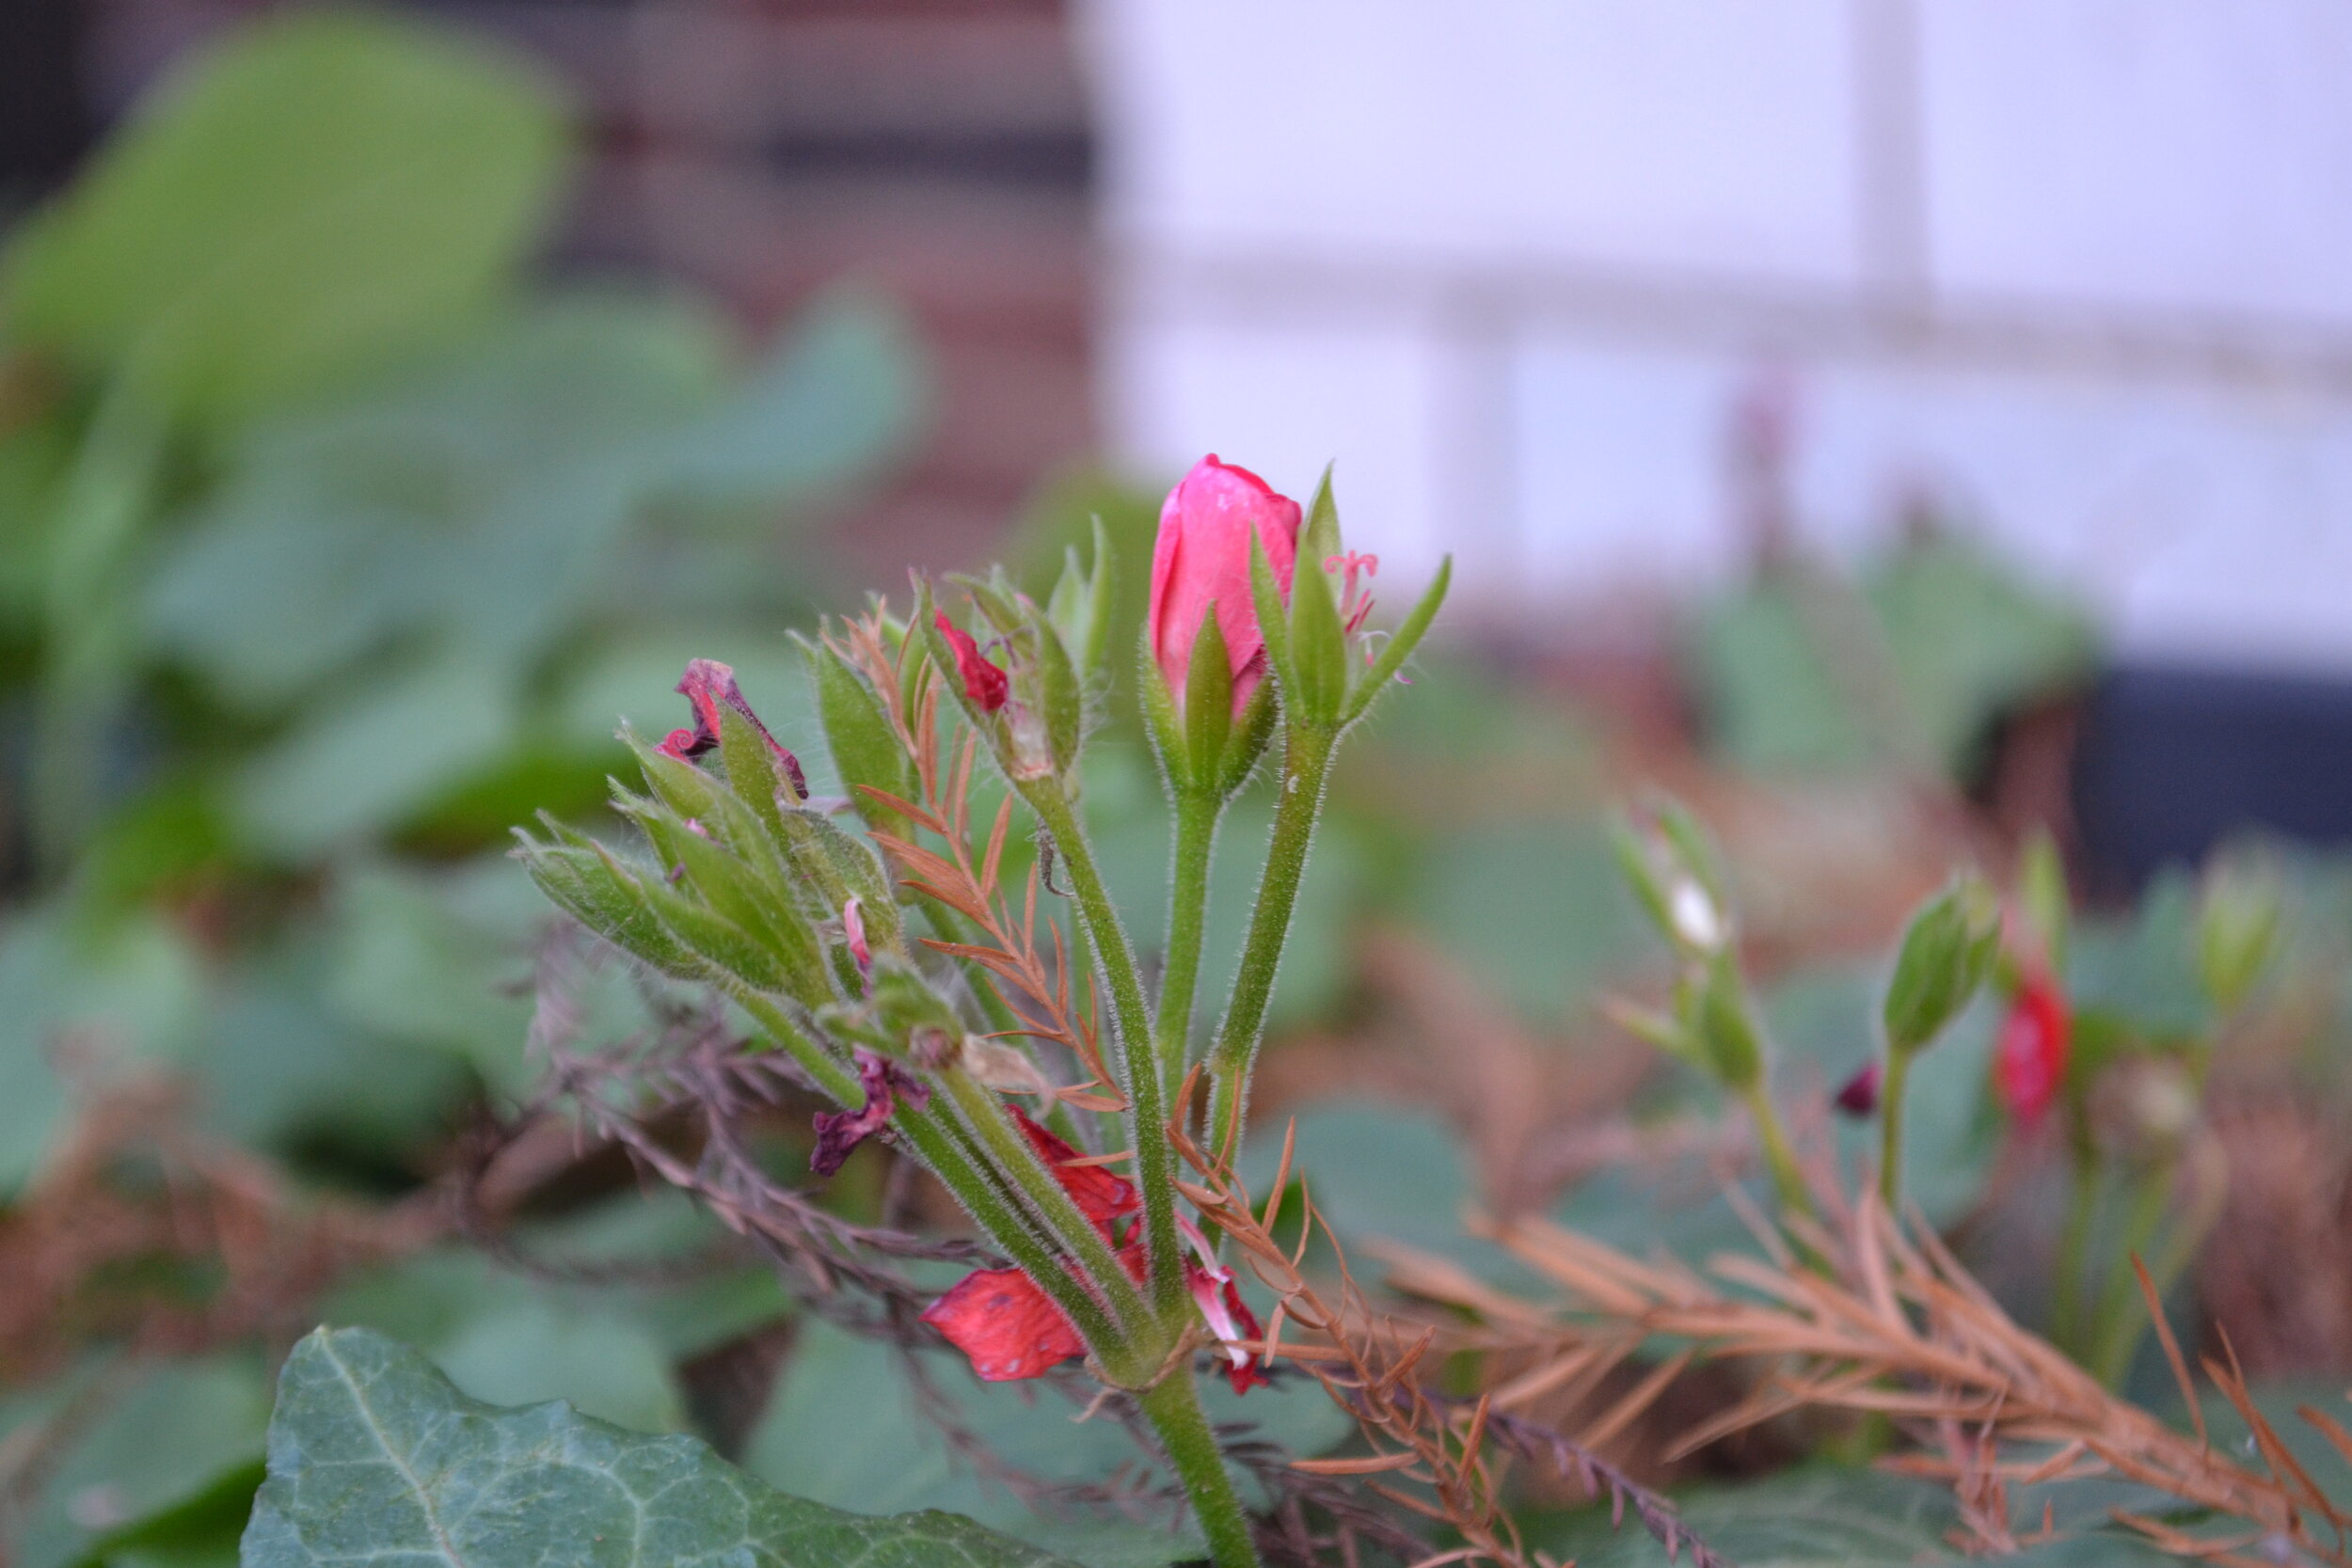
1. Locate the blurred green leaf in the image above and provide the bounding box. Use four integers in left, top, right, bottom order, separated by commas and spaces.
8, 1355, 271, 1568
1524, 1465, 1960, 1567
1412, 821, 1642, 1022
240, 1327, 1075, 1568
189, 942, 469, 1161
233, 648, 519, 859
0, 907, 206, 1195
2, 11, 568, 430
64, 1458, 261, 1568
322, 861, 536, 1097
1690, 540, 2094, 780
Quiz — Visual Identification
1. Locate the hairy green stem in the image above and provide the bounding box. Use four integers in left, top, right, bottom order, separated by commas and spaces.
1023, 783, 1187, 1319
937, 1069, 1152, 1342
1139, 1370, 1263, 1568
1205, 724, 1338, 1151
1878, 1049, 1915, 1210
1154, 788, 1221, 1104
736, 990, 1133, 1356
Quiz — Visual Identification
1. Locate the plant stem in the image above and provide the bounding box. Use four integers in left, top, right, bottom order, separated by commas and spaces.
1743, 1082, 1813, 1220
1023, 783, 1187, 1319
1205, 724, 1338, 1151
737, 990, 1136, 1358
2088, 1156, 2182, 1388
1154, 787, 1221, 1104
2051, 1148, 2099, 1358
1139, 1370, 1262, 1568
937, 1069, 1152, 1341
1878, 1048, 1914, 1210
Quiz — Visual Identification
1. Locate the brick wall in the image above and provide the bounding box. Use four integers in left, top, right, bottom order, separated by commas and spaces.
81, 0, 1100, 578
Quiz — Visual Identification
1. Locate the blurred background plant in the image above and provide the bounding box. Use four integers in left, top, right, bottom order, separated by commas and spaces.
8, 3, 2352, 1566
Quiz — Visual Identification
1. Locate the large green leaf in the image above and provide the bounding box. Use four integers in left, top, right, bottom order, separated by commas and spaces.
2, 11, 568, 429
240, 1327, 1077, 1568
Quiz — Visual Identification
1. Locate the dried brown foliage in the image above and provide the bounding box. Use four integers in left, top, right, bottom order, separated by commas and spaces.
0, 1066, 438, 1385
1168, 1071, 1729, 1568
1380, 1194, 2352, 1566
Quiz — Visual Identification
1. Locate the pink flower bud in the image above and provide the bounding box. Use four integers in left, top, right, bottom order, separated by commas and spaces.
1150, 455, 1300, 717
934, 612, 1009, 713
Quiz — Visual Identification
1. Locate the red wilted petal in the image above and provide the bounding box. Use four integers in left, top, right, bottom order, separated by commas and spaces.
1833, 1061, 1883, 1117
921, 1267, 1087, 1382
1150, 455, 1301, 718
1009, 1106, 1139, 1232
667, 659, 809, 798
810, 1050, 930, 1177
934, 612, 1009, 713
1994, 974, 2073, 1124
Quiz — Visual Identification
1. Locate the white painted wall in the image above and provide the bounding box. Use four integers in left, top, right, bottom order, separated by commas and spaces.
1083, 0, 2352, 672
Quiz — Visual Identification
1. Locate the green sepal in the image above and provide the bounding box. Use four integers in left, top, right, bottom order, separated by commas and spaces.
713, 701, 801, 854
947, 570, 1024, 637
1027, 594, 1086, 775
659, 811, 834, 1005
803, 634, 914, 838
1139, 626, 1189, 795
914, 578, 993, 731
1216, 673, 1279, 796
1046, 515, 1117, 684
1182, 604, 1234, 785
1301, 463, 1343, 583
1883, 874, 2001, 1055
640, 871, 802, 996
514, 833, 702, 979
1284, 529, 1349, 728
1248, 530, 1292, 697
625, 726, 724, 826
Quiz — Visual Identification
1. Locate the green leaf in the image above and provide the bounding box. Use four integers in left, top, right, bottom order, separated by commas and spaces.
232, 647, 520, 860
12, 1355, 273, 1568
4, 10, 569, 430
1526, 1465, 1962, 1567
240, 1327, 1077, 1568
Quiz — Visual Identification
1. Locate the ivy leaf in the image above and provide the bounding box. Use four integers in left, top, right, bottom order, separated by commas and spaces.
241, 1327, 1079, 1568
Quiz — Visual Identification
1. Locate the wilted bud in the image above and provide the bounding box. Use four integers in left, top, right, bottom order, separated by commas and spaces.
2198, 849, 2283, 1016
1883, 874, 2002, 1057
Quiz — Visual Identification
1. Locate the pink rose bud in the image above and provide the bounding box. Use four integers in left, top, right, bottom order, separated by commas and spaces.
1150, 455, 1300, 718
934, 612, 1009, 713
